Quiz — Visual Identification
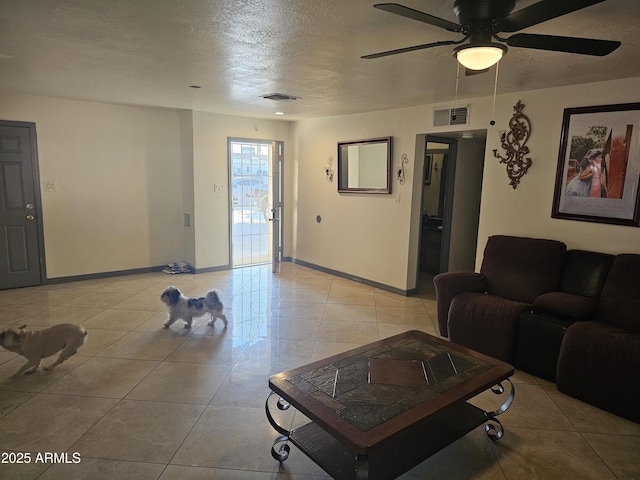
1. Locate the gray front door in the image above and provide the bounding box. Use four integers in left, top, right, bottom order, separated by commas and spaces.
0, 121, 45, 289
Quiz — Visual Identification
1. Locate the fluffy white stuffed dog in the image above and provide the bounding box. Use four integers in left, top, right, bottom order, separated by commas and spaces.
0, 323, 88, 378
160, 286, 228, 329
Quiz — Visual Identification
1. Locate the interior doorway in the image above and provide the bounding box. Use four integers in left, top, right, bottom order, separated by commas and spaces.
228, 139, 282, 269
417, 131, 485, 291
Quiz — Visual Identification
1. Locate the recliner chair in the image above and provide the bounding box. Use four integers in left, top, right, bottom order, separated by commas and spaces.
433, 235, 567, 363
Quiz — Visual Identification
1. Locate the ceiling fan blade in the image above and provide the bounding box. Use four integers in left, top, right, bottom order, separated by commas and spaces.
501, 0, 605, 32
362, 40, 461, 59
374, 3, 462, 33
506, 33, 621, 56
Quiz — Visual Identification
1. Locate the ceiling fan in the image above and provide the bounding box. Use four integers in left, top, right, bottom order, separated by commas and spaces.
362, 0, 621, 71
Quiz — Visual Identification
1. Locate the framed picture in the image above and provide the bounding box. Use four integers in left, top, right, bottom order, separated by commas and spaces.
424, 154, 432, 185
552, 102, 640, 226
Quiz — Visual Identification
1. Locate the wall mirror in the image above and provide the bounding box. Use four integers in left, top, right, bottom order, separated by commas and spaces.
337, 137, 392, 193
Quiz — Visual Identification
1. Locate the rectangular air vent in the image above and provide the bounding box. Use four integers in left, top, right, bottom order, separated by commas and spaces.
260, 93, 300, 102
433, 106, 469, 127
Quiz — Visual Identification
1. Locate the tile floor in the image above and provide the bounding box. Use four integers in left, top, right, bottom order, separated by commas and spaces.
0, 263, 638, 480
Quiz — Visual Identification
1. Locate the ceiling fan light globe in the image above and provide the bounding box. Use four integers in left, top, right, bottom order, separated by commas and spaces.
454, 44, 507, 70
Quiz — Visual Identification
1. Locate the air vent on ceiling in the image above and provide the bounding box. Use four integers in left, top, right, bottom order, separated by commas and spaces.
260, 93, 300, 102
433, 106, 469, 127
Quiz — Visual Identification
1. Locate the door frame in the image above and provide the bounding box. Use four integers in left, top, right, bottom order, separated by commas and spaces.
227, 138, 284, 269
0, 120, 46, 288
425, 135, 458, 275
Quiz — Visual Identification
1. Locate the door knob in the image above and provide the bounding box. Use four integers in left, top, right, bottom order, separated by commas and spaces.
26, 203, 34, 209
26, 215, 34, 221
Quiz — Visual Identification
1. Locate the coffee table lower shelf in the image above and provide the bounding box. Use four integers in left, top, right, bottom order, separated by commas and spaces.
281, 401, 493, 480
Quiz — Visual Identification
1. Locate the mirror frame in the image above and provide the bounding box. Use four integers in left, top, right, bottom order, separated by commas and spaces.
337, 137, 393, 194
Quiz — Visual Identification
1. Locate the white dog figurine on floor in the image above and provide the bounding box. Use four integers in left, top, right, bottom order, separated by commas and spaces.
0, 323, 88, 378
160, 286, 228, 329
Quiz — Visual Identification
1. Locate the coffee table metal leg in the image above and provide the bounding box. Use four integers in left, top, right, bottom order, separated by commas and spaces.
483, 378, 515, 441
356, 454, 369, 479
266, 391, 293, 461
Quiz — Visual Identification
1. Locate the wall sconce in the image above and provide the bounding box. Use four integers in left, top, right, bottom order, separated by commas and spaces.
493, 100, 532, 189
325, 156, 334, 183
397, 154, 408, 184
433, 161, 439, 173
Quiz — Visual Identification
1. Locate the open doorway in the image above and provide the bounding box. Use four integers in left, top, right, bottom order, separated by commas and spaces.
417, 131, 485, 291
229, 139, 282, 269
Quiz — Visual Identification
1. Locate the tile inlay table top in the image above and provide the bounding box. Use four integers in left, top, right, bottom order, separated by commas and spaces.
266, 330, 515, 479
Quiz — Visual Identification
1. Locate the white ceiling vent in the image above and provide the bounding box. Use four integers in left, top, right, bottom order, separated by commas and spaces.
260, 93, 300, 102
433, 106, 469, 127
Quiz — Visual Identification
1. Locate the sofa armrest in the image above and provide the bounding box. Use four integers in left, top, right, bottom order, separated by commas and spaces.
433, 272, 486, 337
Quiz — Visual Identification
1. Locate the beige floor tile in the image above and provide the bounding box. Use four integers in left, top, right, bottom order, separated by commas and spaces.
96, 330, 186, 361
470, 383, 575, 431
170, 405, 280, 472
397, 428, 505, 480
78, 328, 129, 356
0, 450, 50, 480
111, 293, 166, 311
236, 338, 315, 374
322, 303, 377, 323
543, 385, 640, 436
0, 265, 636, 480
63, 291, 133, 309
210, 365, 272, 408
260, 317, 321, 341
490, 427, 616, 479
0, 354, 90, 393
375, 305, 431, 325
42, 357, 159, 398
26, 306, 103, 325
81, 308, 156, 330
72, 400, 205, 463
0, 390, 35, 418
310, 341, 364, 362
160, 465, 278, 480
165, 334, 250, 366
583, 432, 640, 480
126, 361, 229, 404
327, 285, 375, 305
0, 394, 117, 452
38, 458, 166, 480
316, 320, 379, 344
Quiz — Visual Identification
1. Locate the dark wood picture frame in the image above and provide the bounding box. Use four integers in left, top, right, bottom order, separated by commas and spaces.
551, 102, 640, 226
424, 154, 432, 185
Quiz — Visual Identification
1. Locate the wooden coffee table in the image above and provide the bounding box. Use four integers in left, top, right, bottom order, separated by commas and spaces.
266, 330, 514, 480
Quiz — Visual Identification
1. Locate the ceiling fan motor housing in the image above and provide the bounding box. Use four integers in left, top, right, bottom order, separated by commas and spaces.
454, 0, 516, 36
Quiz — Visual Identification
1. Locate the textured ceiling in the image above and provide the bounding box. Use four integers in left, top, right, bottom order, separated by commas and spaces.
1, 0, 639, 121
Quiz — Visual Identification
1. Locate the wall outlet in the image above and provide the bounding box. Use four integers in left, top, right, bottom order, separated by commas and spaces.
395, 193, 401, 203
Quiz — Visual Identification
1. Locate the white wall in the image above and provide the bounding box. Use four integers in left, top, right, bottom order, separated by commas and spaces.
475, 77, 640, 269
292, 76, 640, 291
0, 94, 184, 278
2, 75, 639, 286
190, 111, 292, 270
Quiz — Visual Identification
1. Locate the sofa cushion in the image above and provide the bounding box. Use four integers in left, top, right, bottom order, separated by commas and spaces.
533, 291, 598, 318
560, 250, 614, 298
596, 254, 640, 333
448, 291, 530, 363
480, 235, 566, 304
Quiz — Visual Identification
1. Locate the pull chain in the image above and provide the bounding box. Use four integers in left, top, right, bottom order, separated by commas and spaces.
490, 60, 500, 126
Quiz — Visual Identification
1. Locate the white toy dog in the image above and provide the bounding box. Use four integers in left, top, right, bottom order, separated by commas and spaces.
0, 323, 88, 378
160, 286, 228, 329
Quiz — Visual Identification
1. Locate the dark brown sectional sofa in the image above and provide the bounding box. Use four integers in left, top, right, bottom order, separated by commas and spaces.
433, 234, 640, 423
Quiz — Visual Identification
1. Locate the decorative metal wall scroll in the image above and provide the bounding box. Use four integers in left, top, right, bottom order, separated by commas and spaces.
398, 153, 408, 184
325, 155, 334, 183
493, 100, 532, 189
